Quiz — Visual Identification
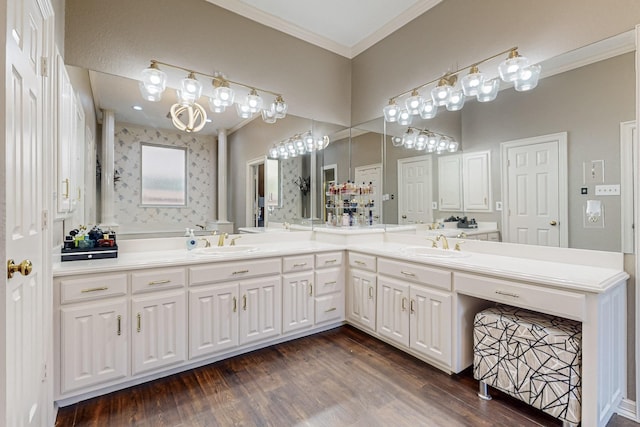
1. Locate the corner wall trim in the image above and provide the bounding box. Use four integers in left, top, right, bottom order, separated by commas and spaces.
617, 398, 637, 421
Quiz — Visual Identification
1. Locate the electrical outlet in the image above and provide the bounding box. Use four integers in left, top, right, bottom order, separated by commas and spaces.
432, 202, 438, 210
495, 201, 502, 211
594, 184, 620, 196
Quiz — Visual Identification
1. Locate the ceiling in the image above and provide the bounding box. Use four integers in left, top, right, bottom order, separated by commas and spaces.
205, 0, 443, 58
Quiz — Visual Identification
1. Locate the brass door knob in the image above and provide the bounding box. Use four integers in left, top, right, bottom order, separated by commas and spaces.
549, 220, 558, 226
7, 259, 33, 279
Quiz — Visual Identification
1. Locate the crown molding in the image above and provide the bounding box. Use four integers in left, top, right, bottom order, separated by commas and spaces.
540, 29, 635, 79
350, 0, 442, 57
206, 0, 442, 59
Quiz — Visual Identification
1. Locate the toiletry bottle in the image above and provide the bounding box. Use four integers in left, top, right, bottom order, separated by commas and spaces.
186, 229, 197, 250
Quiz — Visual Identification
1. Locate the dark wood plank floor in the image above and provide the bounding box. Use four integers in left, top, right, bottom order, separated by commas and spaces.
56, 325, 636, 426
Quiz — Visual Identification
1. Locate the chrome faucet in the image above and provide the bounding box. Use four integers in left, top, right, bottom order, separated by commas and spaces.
198, 238, 211, 248
218, 232, 228, 247
437, 234, 450, 250
230, 236, 242, 246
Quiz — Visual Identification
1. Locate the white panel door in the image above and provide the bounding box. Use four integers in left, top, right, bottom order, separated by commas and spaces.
376, 278, 409, 347
132, 291, 186, 375
60, 299, 128, 393
398, 156, 433, 224
189, 284, 239, 359
282, 271, 314, 333
5, 0, 51, 424
410, 286, 452, 365
504, 135, 563, 246
347, 269, 377, 332
355, 163, 382, 224
239, 276, 281, 345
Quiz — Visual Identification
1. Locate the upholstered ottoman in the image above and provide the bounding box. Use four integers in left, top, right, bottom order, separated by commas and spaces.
473, 305, 582, 427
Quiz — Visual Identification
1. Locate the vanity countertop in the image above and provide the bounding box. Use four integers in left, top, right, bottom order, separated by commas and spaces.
53, 232, 628, 294
345, 241, 627, 294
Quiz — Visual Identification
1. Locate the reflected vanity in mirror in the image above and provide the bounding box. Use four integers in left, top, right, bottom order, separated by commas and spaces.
316, 31, 635, 253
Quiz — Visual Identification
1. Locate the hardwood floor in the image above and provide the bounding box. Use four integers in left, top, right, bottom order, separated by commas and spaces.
56, 325, 635, 426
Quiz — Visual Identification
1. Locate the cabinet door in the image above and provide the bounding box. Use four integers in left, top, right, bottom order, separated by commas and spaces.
463, 150, 491, 211
239, 276, 282, 345
56, 53, 72, 215
438, 154, 462, 211
60, 299, 128, 393
347, 269, 377, 332
189, 283, 239, 359
131, 291, 186, 375
409, 286, 452, 366
377, 277, 410, 347
282, 271, 314, 334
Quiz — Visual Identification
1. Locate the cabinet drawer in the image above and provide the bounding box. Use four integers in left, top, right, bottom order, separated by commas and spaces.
131, 267, 186, 294
378, 258, 451, 291
315, 251, 343, 269
315, 268, 343, 296
282, 254, 314, 273
189, 258, 280, 286
315, 293, 344, 324
349, 252, 376, 272
454, 272, 586, 321
59, 273, 128, 304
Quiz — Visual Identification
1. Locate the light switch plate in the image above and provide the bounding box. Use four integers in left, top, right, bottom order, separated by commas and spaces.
432, 202, 438, 210
595, 184, 620, 196
495, 201, 502, 211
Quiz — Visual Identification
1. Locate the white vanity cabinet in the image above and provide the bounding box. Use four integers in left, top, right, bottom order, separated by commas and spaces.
282, 255, 315, 334
376, 258, 452, 367
462, 150, 491, 212
188, 258, 282, 358
130, 267, 187, 375
438, 154, 463, 211
347, 252, 377, 332
314, 251, 345, 325
57, 273, 128, 394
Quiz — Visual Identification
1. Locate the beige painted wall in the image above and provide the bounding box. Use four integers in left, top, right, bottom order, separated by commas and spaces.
64, 0, 351, 126
352, 0, 640, 124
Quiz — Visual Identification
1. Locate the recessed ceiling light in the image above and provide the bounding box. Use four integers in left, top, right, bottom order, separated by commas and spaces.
132, 105, 143, 111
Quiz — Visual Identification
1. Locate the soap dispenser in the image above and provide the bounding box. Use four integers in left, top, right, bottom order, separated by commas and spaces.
186, 229, 197, 251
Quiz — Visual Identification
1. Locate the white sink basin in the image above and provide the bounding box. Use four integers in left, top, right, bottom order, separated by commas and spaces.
192, 245, 258, 256
402, 246, 470, 259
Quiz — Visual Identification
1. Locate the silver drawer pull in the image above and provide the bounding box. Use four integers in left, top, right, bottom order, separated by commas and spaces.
400, 271, 415, 277
148, 279, 170, 286
325, 307, 337, 313
324, 259, 337, 264
324, 281, 337, 286
495, 290, 519, 298
354, 260, 366, 266
232, 270, 249, 275
293, 262, 307, 267
81, 286, 108, 293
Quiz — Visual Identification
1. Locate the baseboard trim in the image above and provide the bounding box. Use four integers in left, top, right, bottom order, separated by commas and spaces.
618, 398, 638, 422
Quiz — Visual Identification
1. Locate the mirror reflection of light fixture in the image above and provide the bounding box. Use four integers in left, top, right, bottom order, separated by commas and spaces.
392, 127, 459, 154
267, 131, 330, 159
139, 59, 288, 132
382, 47, 541, 122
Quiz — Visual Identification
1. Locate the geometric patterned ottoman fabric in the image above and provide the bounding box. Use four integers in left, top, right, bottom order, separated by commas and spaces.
473, 305, 582, 425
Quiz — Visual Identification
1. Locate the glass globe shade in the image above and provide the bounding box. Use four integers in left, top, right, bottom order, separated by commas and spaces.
397, 109, 412, 126
213, 85, 235, 107
446, 89, 466, 111
499, 52, 530, 82
514, 64, 542, 92
476, 78, 500, 103
431, 82, 452, 106
383, 101, 399, 122
405, 91, 424, 115
461, 68, 485, 97
419, 100, 438, 119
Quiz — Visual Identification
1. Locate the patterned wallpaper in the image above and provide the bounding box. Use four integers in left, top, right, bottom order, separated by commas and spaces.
113, 123, 216, 230
268, 157, 303, 223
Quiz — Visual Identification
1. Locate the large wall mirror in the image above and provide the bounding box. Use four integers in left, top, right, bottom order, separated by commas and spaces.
315, 30, 636, 253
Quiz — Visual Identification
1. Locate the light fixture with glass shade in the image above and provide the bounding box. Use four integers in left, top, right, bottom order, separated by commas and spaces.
138, 59, 288, 132
391, 127, 459, 154
267, 132, 331, 159
382, 47, 541, 123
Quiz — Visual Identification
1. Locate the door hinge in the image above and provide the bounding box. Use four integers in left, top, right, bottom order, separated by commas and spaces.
42, 210, 48, 230
40, 56, 48, 77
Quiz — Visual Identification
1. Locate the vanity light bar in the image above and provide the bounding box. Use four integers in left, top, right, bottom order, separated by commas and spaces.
383, 47, 542, 123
